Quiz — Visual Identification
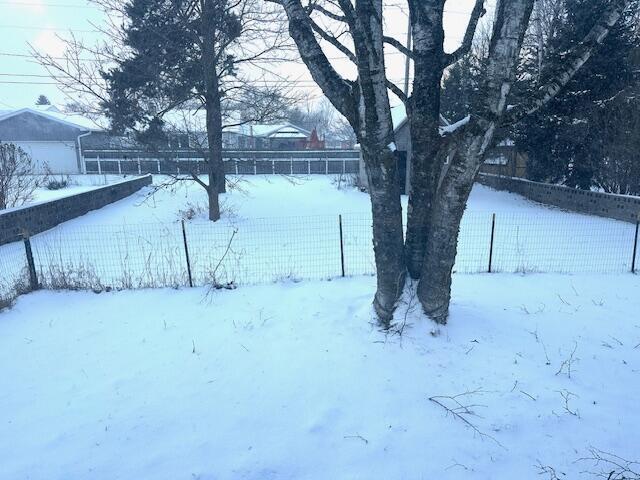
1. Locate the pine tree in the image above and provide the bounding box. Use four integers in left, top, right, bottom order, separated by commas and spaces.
35, 95, 51, 106
514, 0, 639, 189
102, 0, 244, 221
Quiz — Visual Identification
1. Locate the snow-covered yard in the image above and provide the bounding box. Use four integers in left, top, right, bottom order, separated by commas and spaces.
19, 174, 123, 206
1, 274, 639, 479
30, 184, 99, 203
1, 175, 637, 302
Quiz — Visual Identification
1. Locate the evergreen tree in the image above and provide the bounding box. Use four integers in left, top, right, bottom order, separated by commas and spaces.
103, 0, 253, 221
440, 57, 474, 123
513, 0, 639, 189
35, 95, 51, 106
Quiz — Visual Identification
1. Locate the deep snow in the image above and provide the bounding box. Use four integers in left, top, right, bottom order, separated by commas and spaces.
1, 274, 639, 479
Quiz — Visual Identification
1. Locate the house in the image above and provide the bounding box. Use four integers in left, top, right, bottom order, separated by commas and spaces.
225, 123, 314, 150
161, 111, 319, 151
361, 105, 527, 194
0, 105, 101, 174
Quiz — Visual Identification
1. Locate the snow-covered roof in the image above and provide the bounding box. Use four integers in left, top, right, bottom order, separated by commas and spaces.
161, 109, 310, 139
0, 105, 104, 131
231, 123, 311, 138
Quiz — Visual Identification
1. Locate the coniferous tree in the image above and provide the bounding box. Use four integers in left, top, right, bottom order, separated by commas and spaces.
102, 0, 286, 221
513, 0, 639, 189
35, 95, 51, 105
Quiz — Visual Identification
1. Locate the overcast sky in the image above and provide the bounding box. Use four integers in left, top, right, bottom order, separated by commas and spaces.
0, 0, 495, 111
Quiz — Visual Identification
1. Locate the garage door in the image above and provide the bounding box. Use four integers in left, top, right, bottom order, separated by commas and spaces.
14, 141, 80, 174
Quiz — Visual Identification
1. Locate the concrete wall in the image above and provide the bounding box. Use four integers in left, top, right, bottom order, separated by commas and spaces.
477, 173, 640, 223
0, 175, 152, 246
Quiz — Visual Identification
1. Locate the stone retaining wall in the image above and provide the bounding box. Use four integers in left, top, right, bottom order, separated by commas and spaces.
477, 173, 640, 223
0, 175, 152, 245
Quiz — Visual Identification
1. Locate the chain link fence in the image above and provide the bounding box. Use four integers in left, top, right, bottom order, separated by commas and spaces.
1, 212, 638, 304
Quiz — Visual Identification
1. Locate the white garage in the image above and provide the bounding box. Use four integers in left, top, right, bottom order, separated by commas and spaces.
0, 106, 100, 174
11, 141, 79, 174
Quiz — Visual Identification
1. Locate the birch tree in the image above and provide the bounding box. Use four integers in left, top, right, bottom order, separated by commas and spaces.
273, 0, 630, 325
415, 0, 630, 323
272, 0, 405, 324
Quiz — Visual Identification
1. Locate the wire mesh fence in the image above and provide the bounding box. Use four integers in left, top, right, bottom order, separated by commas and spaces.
0, 211, 638, 302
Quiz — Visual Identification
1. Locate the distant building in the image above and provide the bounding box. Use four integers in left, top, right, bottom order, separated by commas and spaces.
0, 104, 353, 175
481, 138, 528, 178
224, 123, 314, 150
306, 128, 325, 150
0, 105, 101, 174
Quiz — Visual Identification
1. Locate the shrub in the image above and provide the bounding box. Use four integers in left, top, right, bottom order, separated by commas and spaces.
46, 178, 69, 190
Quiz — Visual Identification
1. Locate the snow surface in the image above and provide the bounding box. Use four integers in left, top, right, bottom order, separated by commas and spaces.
1, 274, 639, 479
0, 175, 637, 300
29, 185, 100, 204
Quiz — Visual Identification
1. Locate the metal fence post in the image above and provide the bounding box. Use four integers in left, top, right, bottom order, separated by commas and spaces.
632, 219, 639, 274
22, 234, 39, 290
181, 220, 194, 287
338, 214, 345, 277
488, 213, 496, 273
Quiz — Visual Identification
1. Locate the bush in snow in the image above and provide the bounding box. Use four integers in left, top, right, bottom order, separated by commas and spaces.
0, 142, 43, 210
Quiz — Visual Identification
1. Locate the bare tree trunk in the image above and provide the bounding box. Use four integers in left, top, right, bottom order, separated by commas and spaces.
404, 0, 484, 278
361, 143, 406, 325
416, 0, 535, 323
417, 129, 494, 323
404, 57, 444, 279
207, 184, 221, 222
202, 0, 224, 221
352, 0, 407, 324
205, 89, 226, 198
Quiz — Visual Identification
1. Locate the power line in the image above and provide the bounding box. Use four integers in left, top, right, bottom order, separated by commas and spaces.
1, 0, 490, 16
1, 0, 95, 8
0, 24, 99, 33
0, 75, 414, 85
0, 41, 465, 63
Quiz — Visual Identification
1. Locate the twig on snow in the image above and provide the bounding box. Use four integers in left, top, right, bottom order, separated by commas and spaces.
428, 389, 506, 450
555, 342, 578, 379
343, 434, 369, 444
576, 447, 640, 479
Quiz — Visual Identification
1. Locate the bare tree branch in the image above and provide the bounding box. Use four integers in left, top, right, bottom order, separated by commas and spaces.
273, 0, 359, 127
383, 35, 415, 60
444, 0, 486, 67
506, 0, 631, 124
